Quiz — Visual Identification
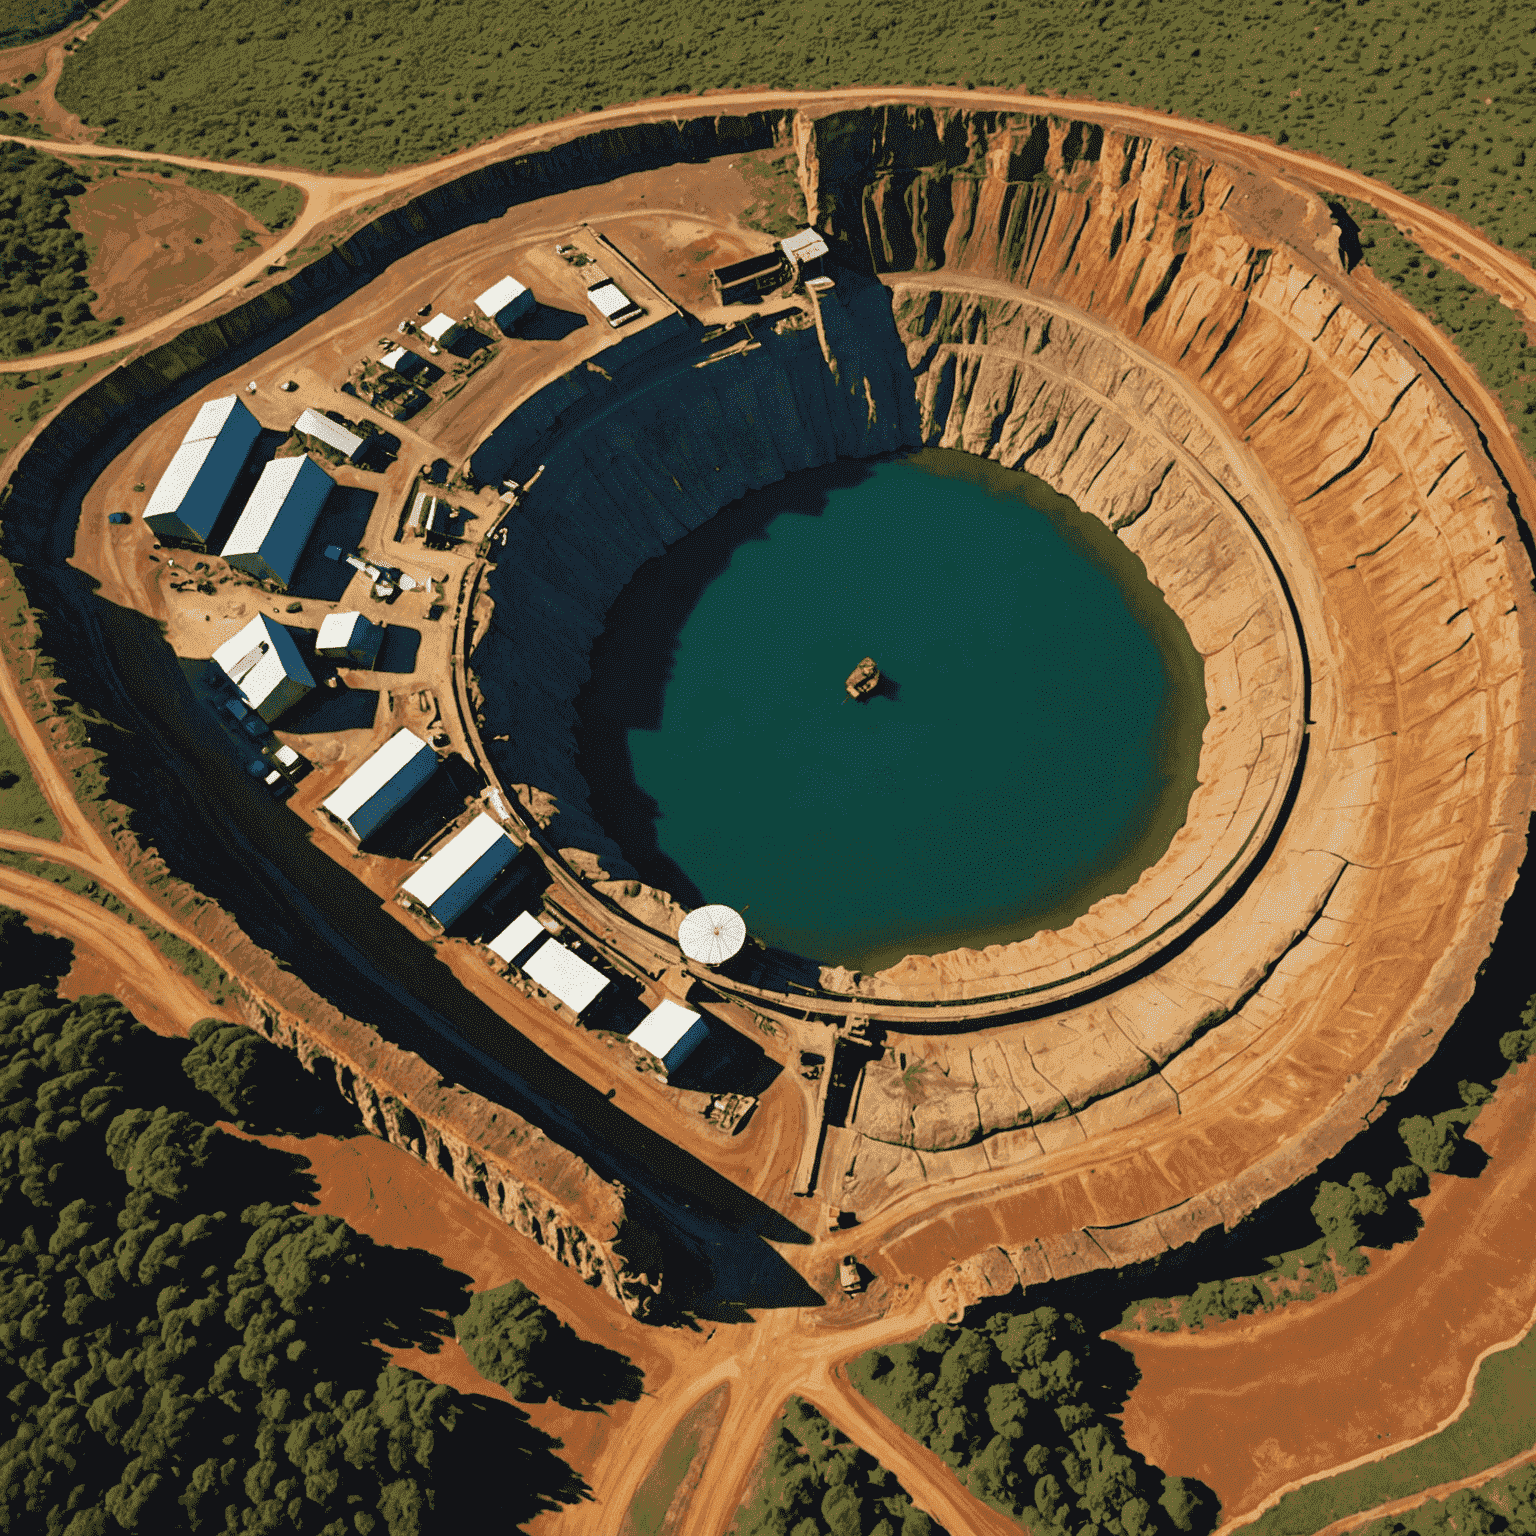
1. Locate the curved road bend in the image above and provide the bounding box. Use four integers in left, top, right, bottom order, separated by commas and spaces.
0, 81, 1533, 379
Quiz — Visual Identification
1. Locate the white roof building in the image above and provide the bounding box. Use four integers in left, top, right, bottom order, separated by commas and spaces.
781, 228, 830, 265
487, 910, 546, 967
319, 727, 437, 843
523, 939, 610, 1015
587, 279, 643, 328
315, 610, 382, 668
221, 455, 333, 588
420, 312, 461, 345
211, 614, 315, 723
294, 408, 365, 460
399, 813, 518, 930
142, 394, 262, 545
475, 275, 535, 328
380, 345, 425, 374
629, 999, 709, 1074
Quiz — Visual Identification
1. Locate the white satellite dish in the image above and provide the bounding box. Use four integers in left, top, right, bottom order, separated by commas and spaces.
678, 904, 746, 965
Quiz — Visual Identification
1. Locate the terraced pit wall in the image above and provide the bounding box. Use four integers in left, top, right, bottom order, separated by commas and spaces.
0, 104, 1530, 1320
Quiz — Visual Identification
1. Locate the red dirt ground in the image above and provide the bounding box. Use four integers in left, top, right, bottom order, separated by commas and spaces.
254, 1128, 680, 1509
1113, 1056, 1536, 1523
67, 171, 276, 329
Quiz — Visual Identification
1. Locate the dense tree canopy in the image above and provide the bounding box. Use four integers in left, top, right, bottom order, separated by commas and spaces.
0, 0, 89, 49
453, 1278, 642, 1409
733, 1396, 944, 1536
0, 142, 114, 359
0, 909, 585, 1533
853, 1307, 1213, 1534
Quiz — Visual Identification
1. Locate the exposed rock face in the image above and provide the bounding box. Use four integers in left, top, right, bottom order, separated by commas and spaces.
240, 994, 663, 1313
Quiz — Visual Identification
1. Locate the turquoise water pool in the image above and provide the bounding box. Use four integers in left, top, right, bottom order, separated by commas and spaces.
575, 448, 1207, 974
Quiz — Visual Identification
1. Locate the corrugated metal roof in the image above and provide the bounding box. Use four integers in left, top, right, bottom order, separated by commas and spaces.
187, 395, 244, 441
587, 280, 639, 319
320, 727, 436, 842
400, 813, 517, 925
523, 939, 610, 1014
294, 408, 365, 458
211, 614, 315, 720
628, 999, 706, 1068
315, 610, 373, 654
474, 275, 530, 316
420, 312, 459, 342
221, 456, 333, 587
143, 397, 262, 541
487, 910, 546, 965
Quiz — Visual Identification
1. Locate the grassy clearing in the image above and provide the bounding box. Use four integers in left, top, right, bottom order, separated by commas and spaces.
0, 846, 232, 1001
1248, 1324, 1536, 1536
0, 712, 59, 839
1356, 1458, 1536, 1536
621, 1382, 728, 1536
80, 156, 304, 232
0, 348, 127, 457
737, 147, 807, 238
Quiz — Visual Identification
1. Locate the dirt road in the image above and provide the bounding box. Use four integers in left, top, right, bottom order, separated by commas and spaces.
0, 859, 220, 1031
1, 80, 1533, 382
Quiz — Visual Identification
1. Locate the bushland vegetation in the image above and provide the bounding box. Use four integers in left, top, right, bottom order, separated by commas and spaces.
454, 1278, 643, 1409
730, 1395, 945, 1536
1329, 196, 1536, 461
0, 348, 121, 452
47, 0, 1536, 258
851, 1305, 1214, 1535
1119, 991, 1536, 1334
0, 0, 89, 48
1363, 1465, 1536, 1536
0, 141, 115, 358
0, 715, 60, 838
0, 910, 618, 1533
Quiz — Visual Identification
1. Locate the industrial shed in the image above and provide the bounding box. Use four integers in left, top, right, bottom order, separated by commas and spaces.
523, 939, 610, 1016
211, 614, 315, 723
475, 275, 535, 331
221, 456, 333, 587
142, 395, 262, 545
293, 408, 365, 461
628, 1000, 709, 1075
398, 813, 518, 931
319, 727, 437, 843
380, 345, 425, 376
315, 611, 382, 668
587, 279, 643, 328
420, 312, 461, 347
487, 910, 546, 967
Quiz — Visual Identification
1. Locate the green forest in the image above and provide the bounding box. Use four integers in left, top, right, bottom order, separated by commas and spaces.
730, 1395, 944, 1536
46, 0, 1536, 258
851, 1305, 1212, 1535
0, 908, 621, 1534
0, 141, 114, 359
0, 0, 89, 49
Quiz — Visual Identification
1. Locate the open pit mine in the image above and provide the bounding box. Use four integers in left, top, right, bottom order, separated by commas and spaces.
3, 102, 1531, 1322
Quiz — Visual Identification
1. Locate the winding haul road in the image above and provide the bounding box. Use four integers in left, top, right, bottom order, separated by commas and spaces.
3, 46, 1536, 1536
